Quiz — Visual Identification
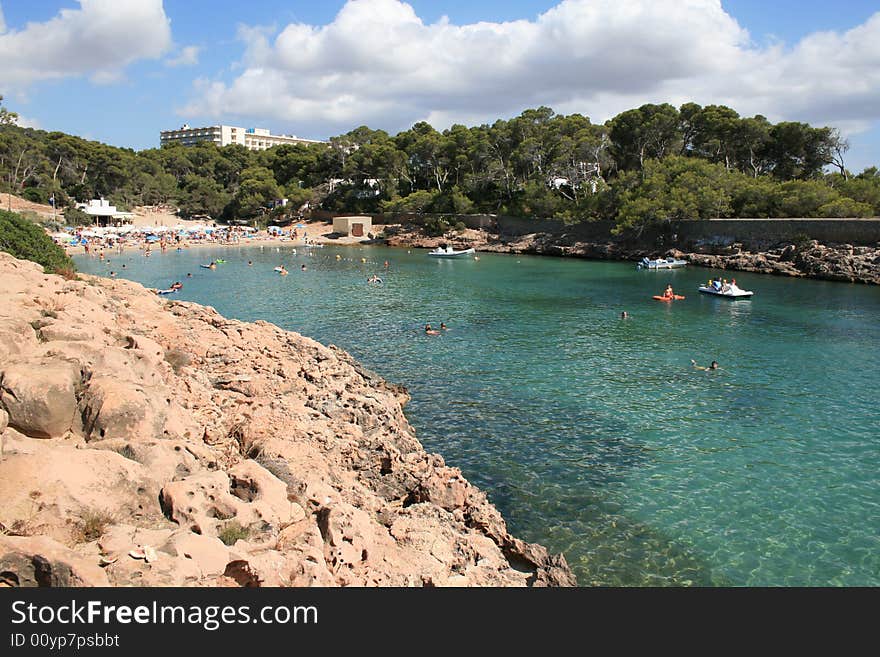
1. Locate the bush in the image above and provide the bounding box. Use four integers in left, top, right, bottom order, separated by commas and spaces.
77, 510, 114, 542
21, 187, 44, 203
62, 206, 93, 226
218, 521, 250, 546
0, 209, 75, 274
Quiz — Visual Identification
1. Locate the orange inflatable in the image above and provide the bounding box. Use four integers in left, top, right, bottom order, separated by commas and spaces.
653, 294, 686, 301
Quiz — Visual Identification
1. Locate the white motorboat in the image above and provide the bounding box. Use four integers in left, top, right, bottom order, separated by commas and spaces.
428, 245, 476, 258
637, 256, 688, 269
698, 284, 754, 299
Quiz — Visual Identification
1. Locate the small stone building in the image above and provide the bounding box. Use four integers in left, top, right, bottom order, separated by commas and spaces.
332, 215, 372, 238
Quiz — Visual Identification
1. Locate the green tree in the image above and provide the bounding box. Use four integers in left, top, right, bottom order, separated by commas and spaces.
223, 166, 281, 221
614, 156, 734, 232
609, 103, 681, 171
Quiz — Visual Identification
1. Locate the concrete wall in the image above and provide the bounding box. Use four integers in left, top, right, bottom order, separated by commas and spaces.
671, 218, 880, 247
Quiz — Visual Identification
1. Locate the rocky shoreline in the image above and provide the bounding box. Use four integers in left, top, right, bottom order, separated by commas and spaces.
0, 252, 574, 587
385, 224, 880, 285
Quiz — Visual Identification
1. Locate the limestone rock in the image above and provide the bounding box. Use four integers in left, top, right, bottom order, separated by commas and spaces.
0, 360, 80, 438
0, 535, 110, 586
0, 253, 575, 587
79, 375, 168, 442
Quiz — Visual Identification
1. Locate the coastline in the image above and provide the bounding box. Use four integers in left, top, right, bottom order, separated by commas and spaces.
0, 251, 575, 587
382, 224, 880, 285
60, 216, 880, 285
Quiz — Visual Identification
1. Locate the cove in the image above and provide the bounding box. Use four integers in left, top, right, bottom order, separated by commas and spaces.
75, 244, 880, 586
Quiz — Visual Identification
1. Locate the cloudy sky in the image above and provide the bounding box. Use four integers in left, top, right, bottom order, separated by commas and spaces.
2, 0, 879, 170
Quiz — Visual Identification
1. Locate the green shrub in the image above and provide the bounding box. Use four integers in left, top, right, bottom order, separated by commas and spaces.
218, 521, 250, 546
62, 206, 92, 226
0, 209, 75, 275
21, 187, 44, 203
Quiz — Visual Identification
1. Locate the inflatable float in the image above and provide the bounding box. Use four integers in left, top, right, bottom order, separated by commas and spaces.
653, 294, 686, 301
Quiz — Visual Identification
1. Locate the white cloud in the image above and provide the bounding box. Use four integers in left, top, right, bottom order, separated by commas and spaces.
166, 45, 201, 68
16, 114, 40, 129
0, 0, 172, 91
180, 0, 880, 142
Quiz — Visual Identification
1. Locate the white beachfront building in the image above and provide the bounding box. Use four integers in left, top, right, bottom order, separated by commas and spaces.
75, 198, 135, 226
160, 124, 326, 151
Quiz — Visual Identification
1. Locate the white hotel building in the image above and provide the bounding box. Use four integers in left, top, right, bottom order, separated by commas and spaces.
160, 124, 325, 150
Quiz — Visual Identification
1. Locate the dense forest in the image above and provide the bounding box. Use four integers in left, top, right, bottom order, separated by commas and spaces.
1, 95, 879, 230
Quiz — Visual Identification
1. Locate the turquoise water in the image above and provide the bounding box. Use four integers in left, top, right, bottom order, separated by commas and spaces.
75, 245, 880, 586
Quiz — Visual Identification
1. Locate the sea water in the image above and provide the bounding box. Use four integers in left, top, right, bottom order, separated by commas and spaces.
76, 245, 880, 586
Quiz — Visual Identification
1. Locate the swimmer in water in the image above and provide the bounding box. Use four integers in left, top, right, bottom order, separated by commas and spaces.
424, 323, 440, 336
621, 311, 628, 319
248, 261, 253, 266
301, 264, 307, 271
691, 359, 719, 371
440, 322, 448, 330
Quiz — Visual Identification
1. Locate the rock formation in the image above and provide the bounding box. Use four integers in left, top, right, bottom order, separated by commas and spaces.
385, 223, 880, 285
0, 252, 574, 587
684, 241, 880, 284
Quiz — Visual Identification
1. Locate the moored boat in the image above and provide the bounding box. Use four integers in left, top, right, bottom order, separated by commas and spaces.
638, 256, 688, 269
428, 245, 476, 258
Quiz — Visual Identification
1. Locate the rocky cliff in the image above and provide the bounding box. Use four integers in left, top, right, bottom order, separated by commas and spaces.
0, 252, 574, 587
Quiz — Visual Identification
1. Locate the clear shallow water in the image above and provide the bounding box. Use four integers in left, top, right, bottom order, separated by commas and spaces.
76, 245, 880, 586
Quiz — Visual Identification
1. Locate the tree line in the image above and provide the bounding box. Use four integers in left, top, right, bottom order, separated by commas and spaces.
1, 96, 878, 231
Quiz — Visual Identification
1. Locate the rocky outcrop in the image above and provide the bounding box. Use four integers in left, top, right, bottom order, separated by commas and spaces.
385, 221, 880, 285
684, 241, 880, 284
0, 252, 574, 587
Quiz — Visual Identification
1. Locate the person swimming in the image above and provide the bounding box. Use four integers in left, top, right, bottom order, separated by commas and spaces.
425, 323, 440, 336
691, 359, 720, 371
621, 311, 628, 319
440, 322, 448, 330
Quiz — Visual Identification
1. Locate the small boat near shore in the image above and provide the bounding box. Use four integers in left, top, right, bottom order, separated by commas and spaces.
428, 245, 476, 258
638, 256, 688, 269
698, 284, 754, 299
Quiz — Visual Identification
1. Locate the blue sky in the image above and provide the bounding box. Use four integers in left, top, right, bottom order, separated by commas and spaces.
2, 1, 879, 171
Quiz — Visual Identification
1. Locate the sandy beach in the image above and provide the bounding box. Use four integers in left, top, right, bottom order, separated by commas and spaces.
63, 219, 388, 257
